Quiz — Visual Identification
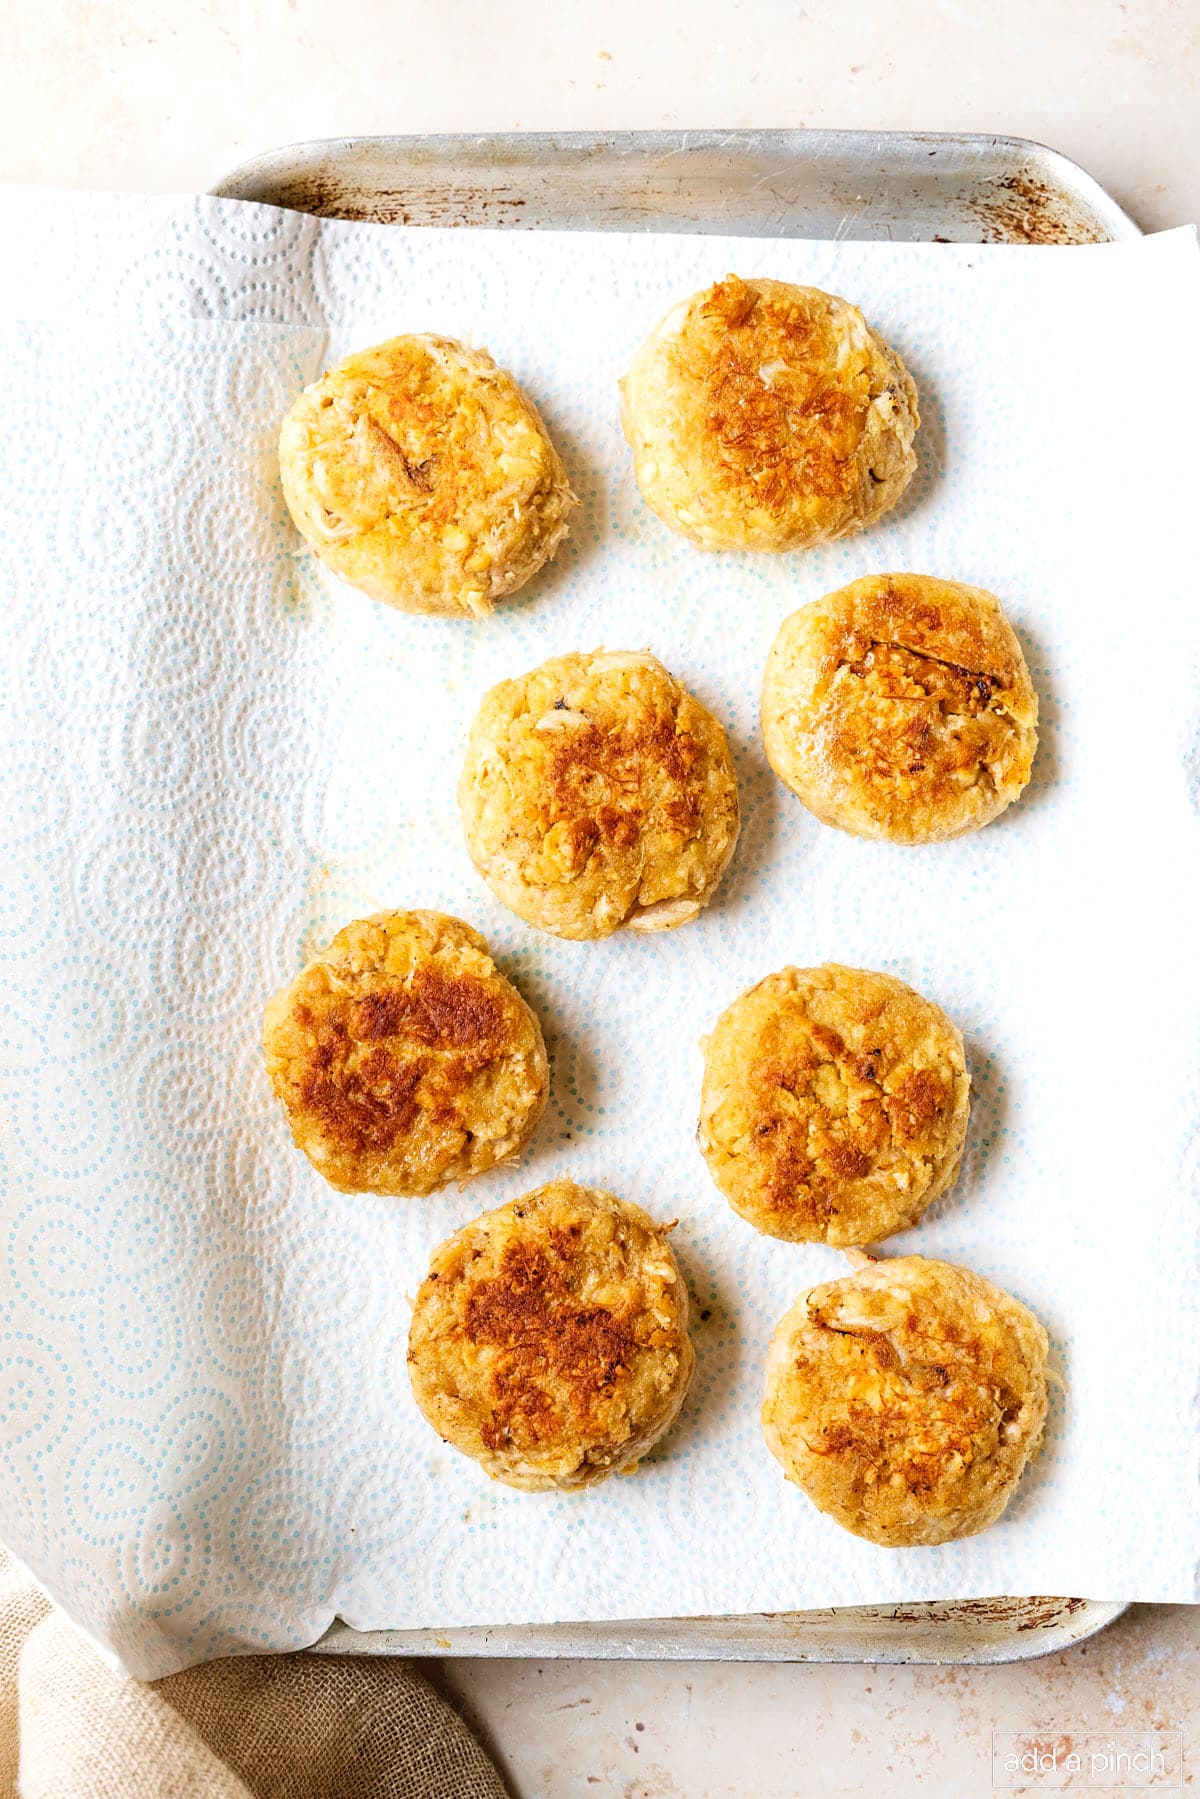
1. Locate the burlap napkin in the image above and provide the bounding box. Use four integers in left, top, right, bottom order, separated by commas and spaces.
0, 1548, 507, 1798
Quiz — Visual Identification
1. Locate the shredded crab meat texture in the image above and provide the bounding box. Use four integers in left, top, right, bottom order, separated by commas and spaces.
801, 1286, 1028, 1446
306, 391, 550, 547
839, 638, 1015, 710
827, 637, 1022, 784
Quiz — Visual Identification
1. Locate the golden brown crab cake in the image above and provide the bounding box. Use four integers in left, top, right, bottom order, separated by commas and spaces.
619, 274, 918, 553
278, 334, 575, 617
459, 649, 740, 941
762, 573, 1039, 843
262, 910, 548, 1198
762, 1255, 1050, 1546
698, 964, 969, 1247
407, 1179, 695, 1491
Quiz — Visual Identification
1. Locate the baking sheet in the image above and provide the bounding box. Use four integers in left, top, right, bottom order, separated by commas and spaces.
221, 128, 1141, 1671
215, 128, 1142, 245
312, 1596, 1130, 1666
1, 192, 1198, 1678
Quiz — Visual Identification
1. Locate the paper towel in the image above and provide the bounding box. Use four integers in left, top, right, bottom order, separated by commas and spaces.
1, 191, 1198, 1677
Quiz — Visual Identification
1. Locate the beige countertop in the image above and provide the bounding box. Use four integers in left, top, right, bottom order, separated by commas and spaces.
5, 3, 1197, 1793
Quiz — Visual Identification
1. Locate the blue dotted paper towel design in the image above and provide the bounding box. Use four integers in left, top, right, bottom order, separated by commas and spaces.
1, 193, 1199, 1676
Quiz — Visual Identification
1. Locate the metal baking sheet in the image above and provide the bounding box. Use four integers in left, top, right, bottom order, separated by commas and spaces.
215, 128, 1136, 1664
312, 1597, 1128, 1666
215, 127, 1141, 244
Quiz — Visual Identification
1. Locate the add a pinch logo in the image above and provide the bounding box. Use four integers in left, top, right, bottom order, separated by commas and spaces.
992, 1731, 1183, 1790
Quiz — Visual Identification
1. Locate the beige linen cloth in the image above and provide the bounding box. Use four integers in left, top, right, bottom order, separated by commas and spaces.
0, 1548, 507, 1799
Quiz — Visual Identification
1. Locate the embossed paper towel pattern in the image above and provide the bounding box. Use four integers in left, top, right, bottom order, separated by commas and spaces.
1, 197, 1198, 1676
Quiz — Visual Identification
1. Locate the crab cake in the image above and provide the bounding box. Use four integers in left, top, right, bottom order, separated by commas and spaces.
263, 910, 548, 1198
408, 1180, 695, 1491
619, 274, 918, 553
762, 1255, 1050, 1546
459, 650, 740, 941
698, 964, 969, 1246
278, 334, 575, 618
762, 573, 1039, 844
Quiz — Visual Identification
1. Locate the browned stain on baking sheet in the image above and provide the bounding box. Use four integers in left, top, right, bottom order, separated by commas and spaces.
754, 1596, 1093, 1640
968, 170, 1109, 244
249, 162, 1117, 243
267, 174, 531, 225
881, 1596, 1089, 1630
252, 146, 1125, 244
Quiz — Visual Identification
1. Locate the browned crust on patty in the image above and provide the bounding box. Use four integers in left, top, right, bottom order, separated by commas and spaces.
459, 650, 740, 940
698, 964, 970, 1246
619, 276, 918, 552
697, 276, 876, 512
407, 1180, 695, 1490
762, 573, 1039, 843
263, 910, 548, 1197
762, 1255, 1050, 1546
278, 334, 575, 617
465, 1235, 637, 1455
